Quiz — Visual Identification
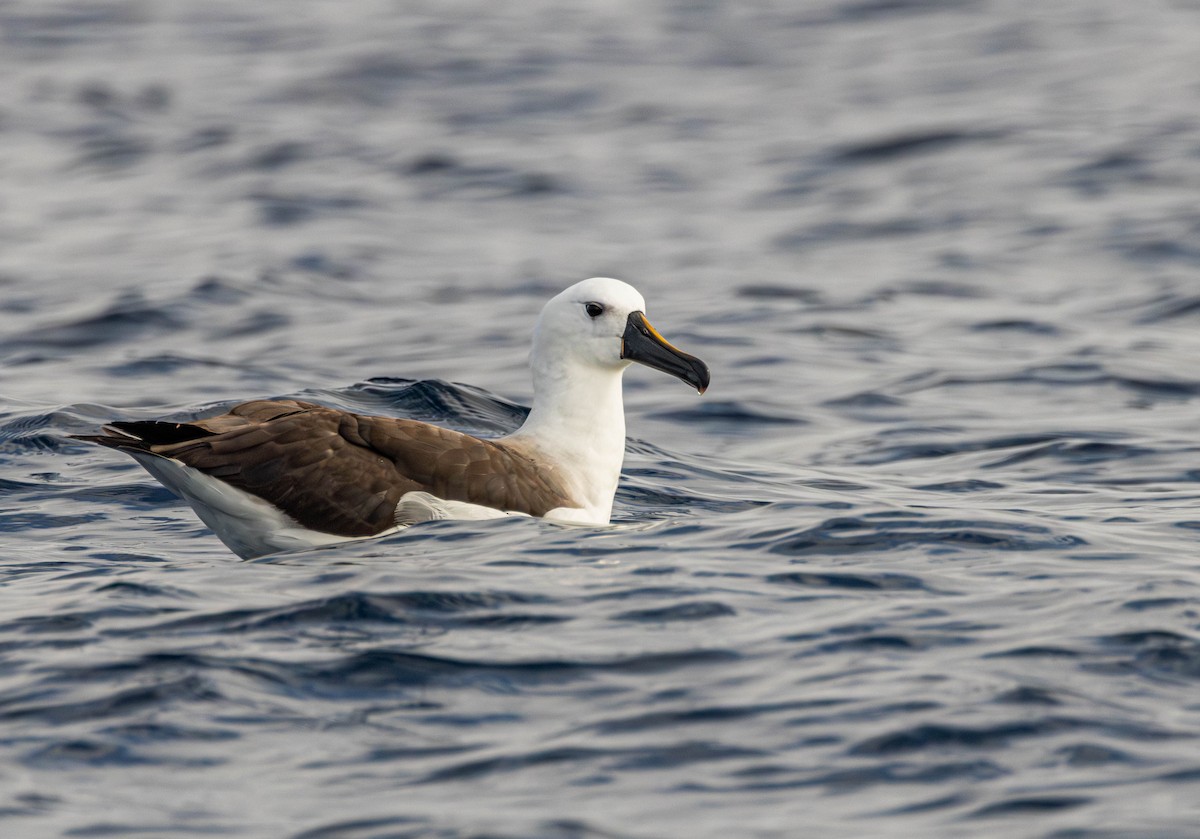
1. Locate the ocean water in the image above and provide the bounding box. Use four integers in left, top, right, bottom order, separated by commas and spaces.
4, 1, 1200, 837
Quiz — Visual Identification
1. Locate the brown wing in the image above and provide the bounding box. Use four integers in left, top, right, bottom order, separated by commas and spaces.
86, 399, 574, 537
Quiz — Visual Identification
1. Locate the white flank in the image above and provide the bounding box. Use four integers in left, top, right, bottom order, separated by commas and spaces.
129, 452, 379, 559
394, 491, 525, 526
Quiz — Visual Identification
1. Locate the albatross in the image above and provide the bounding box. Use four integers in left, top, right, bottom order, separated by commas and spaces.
76, 277, 710, 558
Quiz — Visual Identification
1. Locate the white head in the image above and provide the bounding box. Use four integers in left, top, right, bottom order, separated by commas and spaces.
513, 277, 708, 524
531, 277, 709, 392
532, 277, 646, 373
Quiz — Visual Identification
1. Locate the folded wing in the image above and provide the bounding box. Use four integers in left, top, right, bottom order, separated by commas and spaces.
77, 399, 573, 537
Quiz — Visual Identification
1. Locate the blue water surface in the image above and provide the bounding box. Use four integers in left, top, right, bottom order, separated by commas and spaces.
3, 2, 1200, 837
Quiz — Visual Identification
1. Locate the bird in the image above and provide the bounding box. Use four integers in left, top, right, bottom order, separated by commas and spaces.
75, 277, 710, 559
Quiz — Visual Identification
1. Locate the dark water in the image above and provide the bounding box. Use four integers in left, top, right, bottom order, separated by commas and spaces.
4, 1, 1200, 836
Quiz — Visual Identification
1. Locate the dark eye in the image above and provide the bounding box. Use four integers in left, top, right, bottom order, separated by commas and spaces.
585, 302, 605, 318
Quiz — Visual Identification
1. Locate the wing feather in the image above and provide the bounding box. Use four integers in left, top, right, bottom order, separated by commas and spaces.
104, 400, 574, 537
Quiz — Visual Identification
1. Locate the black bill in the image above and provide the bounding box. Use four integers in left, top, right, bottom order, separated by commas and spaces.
620, 311, 710, 394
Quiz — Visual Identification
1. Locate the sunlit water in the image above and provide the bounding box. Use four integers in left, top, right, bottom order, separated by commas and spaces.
4, 2, 1200, 837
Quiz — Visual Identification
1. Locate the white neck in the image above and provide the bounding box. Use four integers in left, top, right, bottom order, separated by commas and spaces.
506, 354, 628, 523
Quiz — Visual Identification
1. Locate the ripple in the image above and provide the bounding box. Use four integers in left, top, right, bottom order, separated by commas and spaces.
831, 127, 1004, 163
108, 589, 560, 638
290, 817, 427, 839
0, 292, 185, 353
418, 739, 763, 784
248, 191, 370, 227
1091, 630, 1200, 681
42, 647, 741, 702
646, 400, 803, 428
23, 737, 221, 769
968, 795, 1092, 818
612, 601, 736, 622
969, 319, 1061, 335
849, 718, 1089, 756
902, 366, 1200, 402
1136, 293, 1200, 323
832, 428, 1142, 467
404, 153, 570, 198
747, 516, 1084, 557
0, 676, 221, 725
769, 571, 932, 592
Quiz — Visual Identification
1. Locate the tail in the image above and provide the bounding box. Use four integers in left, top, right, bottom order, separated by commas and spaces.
72, 421, 215, 453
